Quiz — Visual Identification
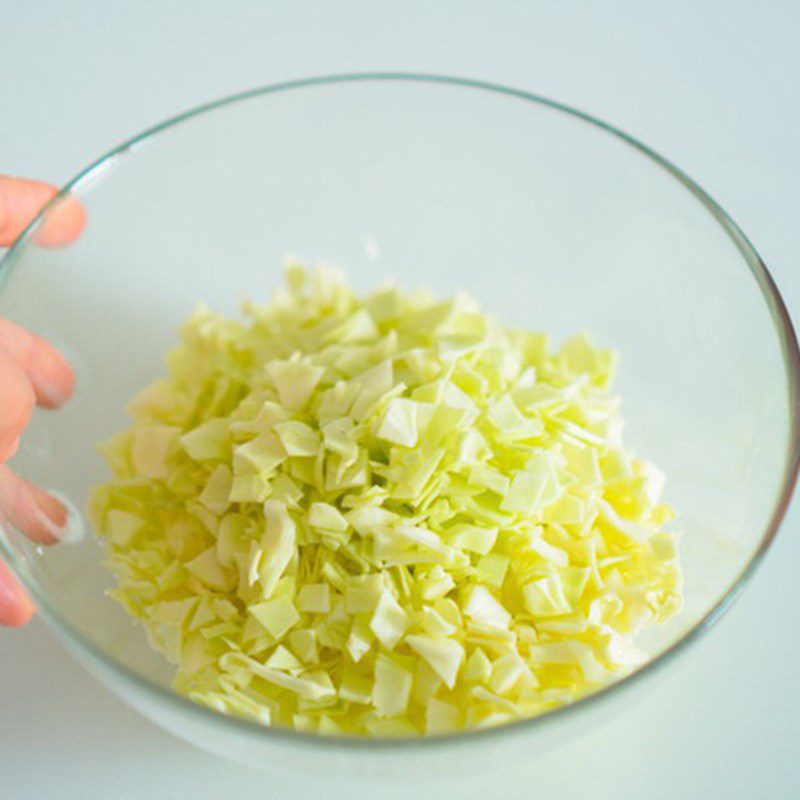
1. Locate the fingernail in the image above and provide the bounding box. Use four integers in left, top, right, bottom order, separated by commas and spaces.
30, 345, 75, 408
38, 490, 84, 544
36, 378, 72, 408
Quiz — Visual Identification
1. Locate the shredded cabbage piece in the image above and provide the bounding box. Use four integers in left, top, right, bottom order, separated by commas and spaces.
91, 263, 683, 736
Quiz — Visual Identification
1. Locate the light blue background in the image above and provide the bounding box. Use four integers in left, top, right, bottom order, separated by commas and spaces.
1, 2, 798, 797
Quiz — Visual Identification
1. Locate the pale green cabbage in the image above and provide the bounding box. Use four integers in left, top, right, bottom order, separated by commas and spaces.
90, 264, 682, 736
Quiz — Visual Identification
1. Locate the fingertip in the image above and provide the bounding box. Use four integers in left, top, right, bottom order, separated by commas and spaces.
0, 350, 36, 459
0, 175, 86, 249
0, 435, 22, 464
0, 560, 35, 627
27, 481, 69, 542
0, 176, 55, 247
0, 319, 75, 409
35, 194, 87, 248
0, 190, 7, 237
29, 338, 75, 409
0, 467, 67, 546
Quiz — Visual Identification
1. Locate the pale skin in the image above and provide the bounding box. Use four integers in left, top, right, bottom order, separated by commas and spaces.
0, 175, 87, 626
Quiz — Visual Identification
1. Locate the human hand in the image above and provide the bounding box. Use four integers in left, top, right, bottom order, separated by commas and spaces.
0, 175, 86, 626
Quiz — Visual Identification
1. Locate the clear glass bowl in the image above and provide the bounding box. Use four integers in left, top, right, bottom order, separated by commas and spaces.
1, 74, 797, 777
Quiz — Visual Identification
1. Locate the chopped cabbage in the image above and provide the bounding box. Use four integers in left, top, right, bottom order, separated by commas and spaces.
92, 263, 682, 737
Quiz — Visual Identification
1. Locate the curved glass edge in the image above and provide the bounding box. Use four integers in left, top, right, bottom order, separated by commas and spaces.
0, 72, 798, 751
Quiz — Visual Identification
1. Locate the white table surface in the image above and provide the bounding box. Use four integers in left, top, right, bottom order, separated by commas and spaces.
2, 2, 799, 798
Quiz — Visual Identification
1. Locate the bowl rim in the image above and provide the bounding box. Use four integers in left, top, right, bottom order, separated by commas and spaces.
2, 71, 798, 751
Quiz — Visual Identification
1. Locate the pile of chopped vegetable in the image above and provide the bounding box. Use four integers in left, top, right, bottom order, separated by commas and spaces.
90, 264, 682, 736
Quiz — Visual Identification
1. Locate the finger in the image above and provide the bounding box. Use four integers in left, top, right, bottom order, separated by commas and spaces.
0, 349, 35, 462
0, 560, 34, 627
0, 465, 67, 545
0, 319, 74, 409
0, 175, 86, 248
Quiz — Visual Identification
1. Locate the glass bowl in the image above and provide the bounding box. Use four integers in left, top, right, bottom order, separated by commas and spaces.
1, 74, 797, 778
